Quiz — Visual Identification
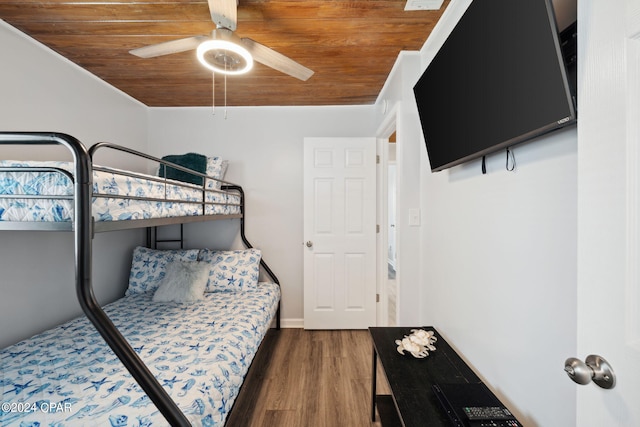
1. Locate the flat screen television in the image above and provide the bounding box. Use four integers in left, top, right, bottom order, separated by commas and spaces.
413, 0, 577, 172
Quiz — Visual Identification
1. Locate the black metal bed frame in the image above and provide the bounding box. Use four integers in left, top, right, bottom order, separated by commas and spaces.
0, 132, 281, 426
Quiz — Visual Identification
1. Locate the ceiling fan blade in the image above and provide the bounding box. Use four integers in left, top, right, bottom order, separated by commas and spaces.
241, 38, 314, 81
208, 0, 237, 31
129, 36, 208, 58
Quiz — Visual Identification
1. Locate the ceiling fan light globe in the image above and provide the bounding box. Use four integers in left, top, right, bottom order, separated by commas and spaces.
196, 39, 253, 75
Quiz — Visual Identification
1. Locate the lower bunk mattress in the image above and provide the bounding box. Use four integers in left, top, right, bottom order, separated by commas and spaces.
0, 160, 241, 223
0, 283, 280, 427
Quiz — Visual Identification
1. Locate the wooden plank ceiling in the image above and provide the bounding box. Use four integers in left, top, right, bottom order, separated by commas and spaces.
0, 0, 449, 107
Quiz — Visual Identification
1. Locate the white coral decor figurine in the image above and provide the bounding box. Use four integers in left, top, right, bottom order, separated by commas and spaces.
395, 329, 437, 358
409, 329, 437, 351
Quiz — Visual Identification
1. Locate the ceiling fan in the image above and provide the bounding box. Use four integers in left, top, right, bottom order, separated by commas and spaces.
129, 0, 314, 81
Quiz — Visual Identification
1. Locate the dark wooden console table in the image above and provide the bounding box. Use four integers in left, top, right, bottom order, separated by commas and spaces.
370, 326, 482, 426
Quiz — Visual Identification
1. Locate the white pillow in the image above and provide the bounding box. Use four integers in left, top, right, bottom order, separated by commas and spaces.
152, 261, 209, 303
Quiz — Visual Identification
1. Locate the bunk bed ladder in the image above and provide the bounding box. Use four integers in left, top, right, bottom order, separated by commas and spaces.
147, 224, 184, 249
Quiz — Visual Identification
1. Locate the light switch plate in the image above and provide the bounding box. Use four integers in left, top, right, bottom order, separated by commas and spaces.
409, 208, 421, 226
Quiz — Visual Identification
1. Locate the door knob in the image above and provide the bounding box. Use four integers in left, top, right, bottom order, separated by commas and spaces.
306, 241, 313, 248
564, 355, 616, 389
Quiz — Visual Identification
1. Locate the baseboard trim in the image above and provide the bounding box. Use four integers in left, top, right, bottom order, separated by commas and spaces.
280, 318, 304, 328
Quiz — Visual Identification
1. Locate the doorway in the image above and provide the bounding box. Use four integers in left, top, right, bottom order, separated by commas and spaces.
376, 106, 399, 327
386, 135, 397, 326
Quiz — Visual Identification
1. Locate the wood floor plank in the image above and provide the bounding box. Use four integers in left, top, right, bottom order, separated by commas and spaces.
227, 329, 390, 427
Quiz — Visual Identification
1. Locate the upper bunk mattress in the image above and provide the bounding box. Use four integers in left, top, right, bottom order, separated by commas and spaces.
0, 282, 280, 427
0, 160, 241, 222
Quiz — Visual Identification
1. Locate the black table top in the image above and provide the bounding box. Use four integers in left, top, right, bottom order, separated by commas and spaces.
370, 326, 481, 427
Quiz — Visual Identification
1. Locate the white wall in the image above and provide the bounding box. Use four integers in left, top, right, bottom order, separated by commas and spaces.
0, 21, 148, 348
147, 106, 378, 325
375, 0, 578, 426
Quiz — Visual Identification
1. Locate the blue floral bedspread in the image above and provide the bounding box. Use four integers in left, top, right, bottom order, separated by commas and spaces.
0, 161, 240, 222
0, 283, 280, 426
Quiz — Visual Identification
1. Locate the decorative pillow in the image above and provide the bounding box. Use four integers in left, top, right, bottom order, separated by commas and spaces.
198, 248, 261, 292
126, 246, 200, 296
152, 261, 209, 303
205, 156, 229, 190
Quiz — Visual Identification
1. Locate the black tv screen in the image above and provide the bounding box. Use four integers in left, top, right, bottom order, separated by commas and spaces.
414, 0, 576, 172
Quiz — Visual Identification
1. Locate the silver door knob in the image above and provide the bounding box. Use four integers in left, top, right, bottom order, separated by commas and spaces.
306, 241, 313, 248
564, 355, 616, 389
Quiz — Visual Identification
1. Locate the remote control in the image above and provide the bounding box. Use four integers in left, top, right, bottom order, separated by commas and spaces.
463, 406, 513, 420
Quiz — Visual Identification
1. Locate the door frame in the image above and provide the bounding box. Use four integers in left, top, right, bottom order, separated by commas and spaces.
376, 103, 399, 326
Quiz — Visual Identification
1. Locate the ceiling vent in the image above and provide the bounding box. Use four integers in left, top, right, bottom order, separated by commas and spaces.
405, 0, 444, 11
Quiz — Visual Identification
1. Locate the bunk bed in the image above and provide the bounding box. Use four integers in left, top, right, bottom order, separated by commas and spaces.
0, 132, 281, 426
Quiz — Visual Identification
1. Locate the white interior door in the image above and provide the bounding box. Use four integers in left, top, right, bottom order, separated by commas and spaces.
577, 0, 640, 424
303, 137, 377, 329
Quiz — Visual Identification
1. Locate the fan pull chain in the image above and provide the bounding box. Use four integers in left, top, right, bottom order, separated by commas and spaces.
211, 72, 215, 115
224, 63, 228, 120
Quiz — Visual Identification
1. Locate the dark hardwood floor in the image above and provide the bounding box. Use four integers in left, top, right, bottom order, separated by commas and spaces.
227, 329, 390, 427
